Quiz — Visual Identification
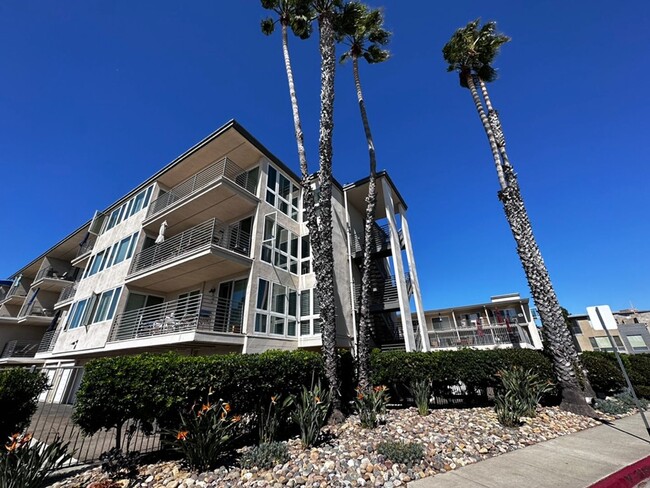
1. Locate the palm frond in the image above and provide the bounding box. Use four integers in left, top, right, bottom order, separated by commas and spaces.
261, 18, 276, 35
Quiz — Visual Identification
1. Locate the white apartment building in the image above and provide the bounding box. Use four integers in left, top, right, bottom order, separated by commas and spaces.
0, 121, 429, 391
416, 293, 544, 351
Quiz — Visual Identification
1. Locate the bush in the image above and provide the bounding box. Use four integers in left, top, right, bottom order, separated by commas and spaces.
0, 433, 72, 488
169, 399, 242, 472
497, 366, 554, 418
581, 352, 626, 396
377, 441, 424, 466
240, 442, 289, 469
257, 394, 293, 444
409, 379, 432, 416
292, 382, 331, 448
354, 385, 389, 429
0, 369, 49, 440
74, 351, 323, 443
371, 349, 554, 404
99, 447, 140, 480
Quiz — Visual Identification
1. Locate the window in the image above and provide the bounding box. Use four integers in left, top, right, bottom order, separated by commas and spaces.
83, 232, 139, 279
627, 335, 649, 352
261, 215, 299, 274
299, 289, 321, 336
266, 165, 299, 221
69, 287, 122, 329
92, 287, 122, 323
67, 299, 89, 329
103, 186, 154, 233
589, 336, 624, 352
177, 290, 201, 317
255, 278, 297, 337
300, 236, 311, 274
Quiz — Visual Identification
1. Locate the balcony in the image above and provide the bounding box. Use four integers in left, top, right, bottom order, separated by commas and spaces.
55, 282, 79, 308
108, 294, 244, 346
1, 340, 39, 359
17, 301, 55, 325
37, 329, 61, 354
32, 266, 75, 291
428, 325, 532, 349
143, 157, 258, 234
71, 235, 97, 267
1, 284, 28, 306
126, 219, 252, 292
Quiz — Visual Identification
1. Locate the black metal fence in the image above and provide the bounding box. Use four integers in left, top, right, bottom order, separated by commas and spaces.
28, 365, 160, 467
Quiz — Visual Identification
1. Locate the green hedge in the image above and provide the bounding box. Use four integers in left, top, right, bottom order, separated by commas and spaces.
73, 351, 324, 436
581, 351, 650, 398
0, 368, 49, 439
370, 348, 555, 403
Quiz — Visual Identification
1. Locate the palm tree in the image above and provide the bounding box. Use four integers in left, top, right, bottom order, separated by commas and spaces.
337, 1, 390, 392
261, 0, 321, 259
442, 19, 594, 415
311, 0, 344, 421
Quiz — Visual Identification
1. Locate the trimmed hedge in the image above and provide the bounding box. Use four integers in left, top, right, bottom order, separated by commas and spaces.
0, 368, 49, 439
73, 351, 324, 436
370, 348, 555, 403
581, 351, 650, 398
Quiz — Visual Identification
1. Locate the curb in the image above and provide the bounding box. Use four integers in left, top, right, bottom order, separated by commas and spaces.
589, 455, 650, 488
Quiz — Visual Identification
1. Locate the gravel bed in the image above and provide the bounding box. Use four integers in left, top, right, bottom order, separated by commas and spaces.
47, 406, 603, 488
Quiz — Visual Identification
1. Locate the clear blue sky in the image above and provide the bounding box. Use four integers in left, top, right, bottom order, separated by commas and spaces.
1, 1, 648, 315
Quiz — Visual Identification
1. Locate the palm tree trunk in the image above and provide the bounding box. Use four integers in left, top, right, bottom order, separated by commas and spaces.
465, 73, 506, 190
353, 55, 378, 392
316, 9, 342, 421
280, 22, 320, 259
476, 79, 595, 415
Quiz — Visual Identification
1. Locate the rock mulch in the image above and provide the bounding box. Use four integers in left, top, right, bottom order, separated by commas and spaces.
47, 406, 603, 488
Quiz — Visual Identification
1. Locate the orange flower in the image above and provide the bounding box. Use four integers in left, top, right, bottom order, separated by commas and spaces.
201, 403, 211, 413
231, 415, 242, 423
223, 402, 231, 413
176, 430, 189, 441
271, 396, 277, 405
357, 393, 364, 400
314, 396, 321, 404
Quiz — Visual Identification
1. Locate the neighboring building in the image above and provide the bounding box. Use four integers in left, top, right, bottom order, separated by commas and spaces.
569, 308, 650, 354
0, 120, 429, 396
416, 293, 544, 351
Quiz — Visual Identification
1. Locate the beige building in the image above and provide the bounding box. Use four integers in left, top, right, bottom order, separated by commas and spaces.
569, 308, 650, 354
415, 293, 544, 351
0, 121, 429, 398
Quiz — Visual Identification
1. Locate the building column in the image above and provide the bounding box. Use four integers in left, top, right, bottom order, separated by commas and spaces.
343, 190, 358, 355
381, 178, 416, 351
399, 206, 430, 352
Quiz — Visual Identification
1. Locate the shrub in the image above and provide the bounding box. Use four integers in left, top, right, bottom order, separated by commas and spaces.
496, 366, 554, 418
377, 441, 424, 466
257, 394, 293, 444
594, 398, 632, 416
74, 351, 323, 444
240, 442, 289, 469
409, 379, 432, 416
494, 392, 526, 427
354, 385, 389, 429
0, 433, 72, 488
169, 399, 242, 472
0, 369, 49, 440
292, 382, 331, 448
581, 352, 626, 396
99, 447, 140, 480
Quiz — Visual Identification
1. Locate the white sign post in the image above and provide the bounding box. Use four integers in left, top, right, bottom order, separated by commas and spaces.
587, 305, 650, 437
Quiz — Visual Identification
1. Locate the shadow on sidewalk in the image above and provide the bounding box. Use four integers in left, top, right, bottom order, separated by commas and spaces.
597, 418, 650, 445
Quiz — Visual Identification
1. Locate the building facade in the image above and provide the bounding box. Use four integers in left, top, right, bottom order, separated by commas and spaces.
0, 121, 429, 390
416, 293, 544, 351
569, 308, 650, 354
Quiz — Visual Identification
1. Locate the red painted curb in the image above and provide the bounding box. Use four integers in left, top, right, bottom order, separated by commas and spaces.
589, 455, 650, 488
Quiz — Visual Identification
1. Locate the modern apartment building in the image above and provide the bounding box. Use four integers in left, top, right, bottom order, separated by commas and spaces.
416, 293, 544, 351
0, 120, 429, 384
568, 308, 650, 354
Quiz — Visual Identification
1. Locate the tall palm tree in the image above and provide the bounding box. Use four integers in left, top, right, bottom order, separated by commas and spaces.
337, 1, 390, 392
311, 0, 344, 421
442, 19, 594, 415
261, 0, 321, 260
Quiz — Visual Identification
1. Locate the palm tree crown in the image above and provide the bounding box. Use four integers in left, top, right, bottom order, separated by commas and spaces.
261, 0, 312, 39
337, 2, 390, 64
442, 19, 510, 87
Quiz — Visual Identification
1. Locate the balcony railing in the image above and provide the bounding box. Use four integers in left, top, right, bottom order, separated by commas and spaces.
1, 340, 39, 358
129, 219, 251, 275
18, 302, 54, 319
57, 281, 79, 304
351, 223, 393, 255
37, 329, 60, 354
147, 157, 257, 218
4, 285, 27, 301
76, 235, 96, 258
428, 325, 531, 349
108, 294, 244, 343
355, 272, 412, 308
34, 266, 75, 284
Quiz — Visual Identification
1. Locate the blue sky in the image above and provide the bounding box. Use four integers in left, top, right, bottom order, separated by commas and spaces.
0, 1, 648, 315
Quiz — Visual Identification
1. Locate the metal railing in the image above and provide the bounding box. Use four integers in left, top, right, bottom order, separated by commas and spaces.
428, 325, 531, 349
351, 223, 392, 255
147, 157, 257, 218
57, 282, 79, 304
108, 294, 244, 342
76, 236, 96, 258
5, 284, 27, 301
37, 329, 61, 353
355, 272, 411, 308
0, 340, 39, 358
18, 301, 53, 319
34, 266, 75, 284
129, 219, 251, 275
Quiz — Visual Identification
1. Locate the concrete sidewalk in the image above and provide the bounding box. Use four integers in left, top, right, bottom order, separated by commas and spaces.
410, 413, 650, 488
